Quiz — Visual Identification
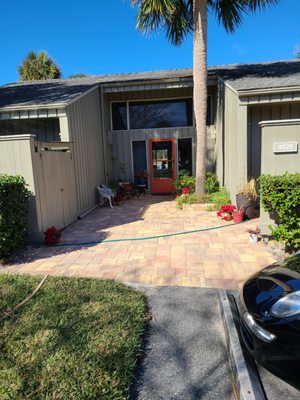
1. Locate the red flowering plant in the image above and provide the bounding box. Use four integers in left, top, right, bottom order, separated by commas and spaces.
216, 205, 236, 221
113, 193, 125, 205
44, 226, 62, 246
181, 187, 189, 195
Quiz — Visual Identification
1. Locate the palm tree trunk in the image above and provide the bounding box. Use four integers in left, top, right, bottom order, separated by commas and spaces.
193, 0, 207, 196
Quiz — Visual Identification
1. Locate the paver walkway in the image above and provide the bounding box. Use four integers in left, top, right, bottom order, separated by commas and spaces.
2, 195, 275, 289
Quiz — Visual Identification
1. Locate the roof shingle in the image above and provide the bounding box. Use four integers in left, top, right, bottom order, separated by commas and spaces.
1, 60, 300, 110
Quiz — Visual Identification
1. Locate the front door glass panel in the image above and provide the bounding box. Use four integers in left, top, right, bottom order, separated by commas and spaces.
152, 141, 173, 179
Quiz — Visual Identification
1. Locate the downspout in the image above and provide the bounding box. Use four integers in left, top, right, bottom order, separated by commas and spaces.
100, 85, 108, 184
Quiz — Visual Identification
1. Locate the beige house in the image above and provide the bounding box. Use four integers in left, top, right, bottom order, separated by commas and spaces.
0, 60, 300, 240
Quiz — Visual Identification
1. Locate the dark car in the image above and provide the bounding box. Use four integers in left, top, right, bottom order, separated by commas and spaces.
238, 251, 300, 389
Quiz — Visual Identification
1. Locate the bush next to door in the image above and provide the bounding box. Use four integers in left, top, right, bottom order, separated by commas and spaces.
173, 169, 196, 192
174, 171, 220, 194
0, 175, 30, 258
259, 173, 300, 249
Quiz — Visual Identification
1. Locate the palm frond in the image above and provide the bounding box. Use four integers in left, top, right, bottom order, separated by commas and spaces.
246, 0, 279, 12
131, 0, 192, 45
131, 0, 279, 39
208, 0, 279, 33
208, 0, 248, 33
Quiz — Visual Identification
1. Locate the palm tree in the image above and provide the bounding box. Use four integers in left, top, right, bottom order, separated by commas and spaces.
18, 51, 61, 81
130, 0, 279, 195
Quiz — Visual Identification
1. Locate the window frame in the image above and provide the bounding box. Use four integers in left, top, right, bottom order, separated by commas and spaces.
110, 96, 194, 131
110, 101, 128, 131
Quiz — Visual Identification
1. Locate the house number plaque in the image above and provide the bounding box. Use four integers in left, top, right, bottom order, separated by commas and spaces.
273, 142, 298, 153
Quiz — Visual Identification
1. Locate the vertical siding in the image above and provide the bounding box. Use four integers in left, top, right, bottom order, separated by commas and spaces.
224, 86, 238, 199
248, 103, 300, 178
260, 120, 300, 235
215, 81, 224, 184
103, 91, 113, 181
0, 135, 39, 239
66, 88, 105, 214
223, 85, 249, 200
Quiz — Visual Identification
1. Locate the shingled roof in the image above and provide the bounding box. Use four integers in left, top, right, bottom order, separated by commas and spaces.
1, 60, 300, 109
0, 69, 195, 109
214, 60, 300, 91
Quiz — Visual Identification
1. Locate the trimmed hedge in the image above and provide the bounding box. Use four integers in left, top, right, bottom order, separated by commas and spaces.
0, 175, 30, 258
259, 173, 300, 249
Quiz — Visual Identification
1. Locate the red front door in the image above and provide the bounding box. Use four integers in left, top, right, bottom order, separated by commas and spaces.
150, 139, 175, 194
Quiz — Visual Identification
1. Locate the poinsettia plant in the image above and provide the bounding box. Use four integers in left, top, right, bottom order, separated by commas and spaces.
113, 193, 125, 204
44, 226, 62, 246
216, 205, 236, 221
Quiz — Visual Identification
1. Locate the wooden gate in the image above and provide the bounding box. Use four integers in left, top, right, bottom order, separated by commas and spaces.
33, 142, 78, 232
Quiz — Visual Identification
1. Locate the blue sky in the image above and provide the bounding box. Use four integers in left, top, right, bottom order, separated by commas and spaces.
1, 0, 299, 85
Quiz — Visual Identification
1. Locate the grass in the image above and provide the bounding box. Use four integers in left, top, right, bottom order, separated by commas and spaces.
0, 274, 146, 400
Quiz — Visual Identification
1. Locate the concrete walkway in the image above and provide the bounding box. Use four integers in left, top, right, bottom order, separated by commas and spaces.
2, 195, 275, 289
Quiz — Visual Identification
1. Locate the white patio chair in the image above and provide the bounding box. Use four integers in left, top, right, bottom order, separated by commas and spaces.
97, 185, 114, 208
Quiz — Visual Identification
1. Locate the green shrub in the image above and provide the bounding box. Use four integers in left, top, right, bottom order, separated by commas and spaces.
206, 187, 231, 211
283, 253, 300, 273
108, 179, 118, 193
173, 170, 196, 192
176, 193, 198, 209
174, 171, 220, 194
259, 173, 300, 249
0, 175, 30, 258
204, 172, 219, 194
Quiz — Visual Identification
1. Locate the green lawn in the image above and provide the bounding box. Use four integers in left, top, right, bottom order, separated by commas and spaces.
0, 274, 146, 400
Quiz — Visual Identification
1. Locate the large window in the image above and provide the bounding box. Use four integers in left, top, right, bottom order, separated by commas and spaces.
111, 99, 193, 131
129, 99, 193, 129
111, 102, 127, 130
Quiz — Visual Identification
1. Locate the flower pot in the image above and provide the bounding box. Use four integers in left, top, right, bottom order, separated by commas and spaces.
233, 211, 244, 223
136, 177, 147, 186
249, 233, 259, 243
236, 194, 256, 219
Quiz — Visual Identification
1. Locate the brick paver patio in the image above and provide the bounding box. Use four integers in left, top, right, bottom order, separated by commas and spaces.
1, 195, 275, 289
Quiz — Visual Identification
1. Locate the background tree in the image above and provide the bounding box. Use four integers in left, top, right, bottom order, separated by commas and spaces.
130, 0, 279, 195
18, 51, 61, 81
294, 43, 300, 59
69, 73, 88, 78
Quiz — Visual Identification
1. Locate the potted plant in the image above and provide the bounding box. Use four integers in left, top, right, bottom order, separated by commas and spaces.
246, 226, 261, 243
216, 205, 236, 221
113, 193, 125, 205
135, 169, 148, 186
236, 178, 259, 219
233, 207, 244, 223
44, 226, 62, 246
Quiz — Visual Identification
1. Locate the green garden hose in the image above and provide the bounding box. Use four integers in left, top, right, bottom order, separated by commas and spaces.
52, 220, 247, 247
